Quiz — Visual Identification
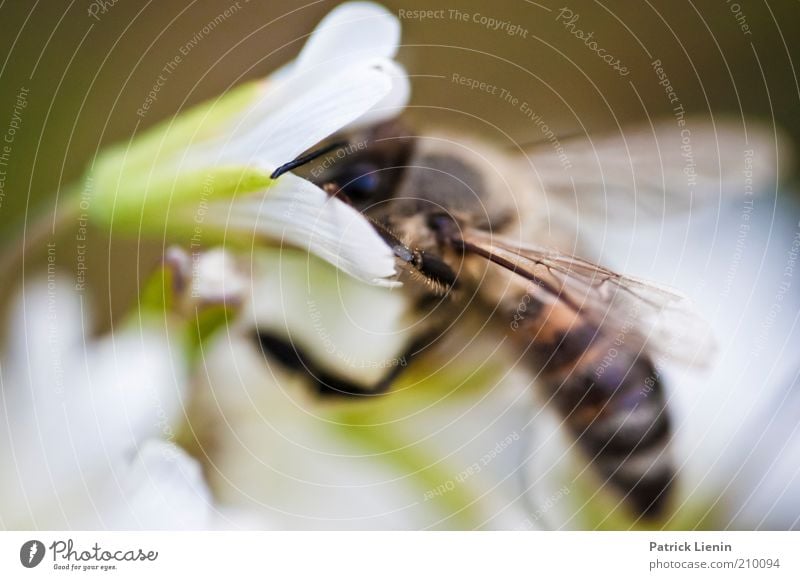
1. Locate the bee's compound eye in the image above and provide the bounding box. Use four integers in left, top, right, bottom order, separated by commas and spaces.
335, 162, 382, 202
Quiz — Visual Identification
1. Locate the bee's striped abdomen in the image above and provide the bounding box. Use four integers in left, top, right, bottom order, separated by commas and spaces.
512, 295, 674, 518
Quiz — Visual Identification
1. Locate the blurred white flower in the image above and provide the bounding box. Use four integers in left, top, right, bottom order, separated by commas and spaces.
83, 439, 270, 530
246, 248, 413, 388
189, 249, 537, 530
88, 1, 408, 287
164, 245, 248, 311
0, 278, 262, 529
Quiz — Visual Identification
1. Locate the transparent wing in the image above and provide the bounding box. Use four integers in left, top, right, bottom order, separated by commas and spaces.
526, 118, 790, 222
460, 228, 715, 367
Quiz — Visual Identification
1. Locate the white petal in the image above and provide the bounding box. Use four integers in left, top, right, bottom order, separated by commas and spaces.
85, 328, 187, 454
223, 60, 393, 167
5, 276, 84, 387
195, 333, 428, 530
347, 59, 410, 130
246, 248, 413, 386
190, 247, 247, 304
0, 282, 187, 527
217, 173, 398, 286
100, 440, 214, 530
295, 2, 401, 73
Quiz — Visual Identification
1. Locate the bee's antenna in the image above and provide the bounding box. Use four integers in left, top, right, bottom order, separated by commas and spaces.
270, 140, 349, 179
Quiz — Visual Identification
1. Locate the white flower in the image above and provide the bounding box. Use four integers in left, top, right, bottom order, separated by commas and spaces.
245, 248, 413, 387
83, 439, 270, 530
188, 250, 538, 530
0, 278, 261, 529
164, 246, 248, 310
87, 2, 408, 287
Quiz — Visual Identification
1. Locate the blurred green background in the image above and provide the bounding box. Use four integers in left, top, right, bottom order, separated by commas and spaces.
0, 0, 798, 320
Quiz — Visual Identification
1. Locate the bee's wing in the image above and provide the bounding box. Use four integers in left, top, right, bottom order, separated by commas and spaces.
459, 228, 716, 367
526, 118, 790, 221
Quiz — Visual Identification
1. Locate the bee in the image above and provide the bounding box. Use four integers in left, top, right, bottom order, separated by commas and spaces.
255, 117, 783, 519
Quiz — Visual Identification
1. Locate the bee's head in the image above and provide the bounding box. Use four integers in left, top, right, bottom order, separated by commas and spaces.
303, 120, 414, 213
288, 121, 518, 294
304, 121, 511, 243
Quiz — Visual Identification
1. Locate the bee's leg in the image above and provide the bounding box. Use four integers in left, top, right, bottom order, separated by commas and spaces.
254, 331, 421, 398
313, 356, 408, 398
314, 333, 438, 398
